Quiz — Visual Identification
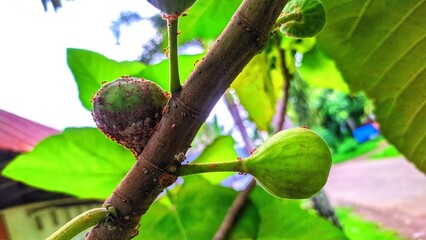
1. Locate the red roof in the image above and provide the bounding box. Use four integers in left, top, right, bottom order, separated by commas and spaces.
0, 109, 59, 153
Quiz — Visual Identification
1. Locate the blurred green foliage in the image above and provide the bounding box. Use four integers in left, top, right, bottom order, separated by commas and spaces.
369, 145, 401, 160
336, 208, 403, 240
332, 137, 382, 164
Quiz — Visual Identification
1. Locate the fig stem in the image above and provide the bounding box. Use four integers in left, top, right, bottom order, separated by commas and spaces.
276, 11, 302, 25
46, 207, 108, 240
168, 18, 181, 93
177, 160, 247, 176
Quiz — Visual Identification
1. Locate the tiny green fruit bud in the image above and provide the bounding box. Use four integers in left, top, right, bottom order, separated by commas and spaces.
148, 0, 197, 17
279, 0, 326, 38
92, 77, 169, 156
244, 127, 332, 199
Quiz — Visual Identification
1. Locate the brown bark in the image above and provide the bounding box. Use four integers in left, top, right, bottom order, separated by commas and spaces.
275, 35, 293, 132
86, 0, 286, 239
224, 91, 256, 153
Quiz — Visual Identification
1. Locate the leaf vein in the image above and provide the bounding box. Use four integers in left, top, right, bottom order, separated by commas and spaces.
359, 0, 425, 68
345, 0, 372, 40
367, 34, 426, 92
400, 100, 426, 151
411, 131, 426, 162
418, 145, 426, 170
324, 16, 358, 30
384, 64, 426, 121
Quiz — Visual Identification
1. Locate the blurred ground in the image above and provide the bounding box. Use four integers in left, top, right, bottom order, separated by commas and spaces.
325, 156, 426, 240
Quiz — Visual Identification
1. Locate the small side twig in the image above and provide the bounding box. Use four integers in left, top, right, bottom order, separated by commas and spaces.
213, 180, 257, 240
312, 190, 343, 229
213, 91, 257, 240
224, 91, 256, 153
274, 34, 293, 132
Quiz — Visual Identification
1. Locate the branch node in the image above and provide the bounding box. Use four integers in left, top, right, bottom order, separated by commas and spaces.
139, 155, 167, 173
174, 95, 210, 119
235, 11, 269, 51
109, 191, 144, 228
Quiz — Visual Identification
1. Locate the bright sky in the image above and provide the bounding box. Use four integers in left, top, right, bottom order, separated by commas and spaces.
0, 0, 159, 130
0, 0, 237, 145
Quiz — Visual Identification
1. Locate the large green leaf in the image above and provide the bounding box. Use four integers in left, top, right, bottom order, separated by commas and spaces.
136, 202, 185, 240
250, 188, 348, 240
231, 51, 283, 130
179, 0, 242, 44
2, 128, 134, 199
317, 0, 426, 172
138, 176, 346, 239
191, 136, 238, 184
137, 176, 259, 239
67, 48, 147, 110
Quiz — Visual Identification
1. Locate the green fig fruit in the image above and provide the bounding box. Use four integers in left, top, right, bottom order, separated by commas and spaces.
92, 76, 169, 156
147, 0, 197, 17
244, 128, 332, 199
178, 127, 332, 199
279, 0, 326, 38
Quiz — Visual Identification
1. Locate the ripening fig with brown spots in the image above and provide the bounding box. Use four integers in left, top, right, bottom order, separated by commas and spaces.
92, 77, 169, 156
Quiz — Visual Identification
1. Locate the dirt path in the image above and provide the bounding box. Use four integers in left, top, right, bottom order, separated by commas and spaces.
324, 157, 426, 240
